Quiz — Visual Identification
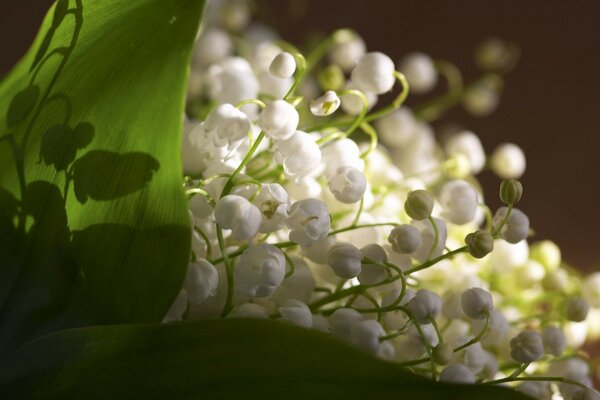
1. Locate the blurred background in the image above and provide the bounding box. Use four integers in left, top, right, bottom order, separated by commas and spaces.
1, 0, 599, 271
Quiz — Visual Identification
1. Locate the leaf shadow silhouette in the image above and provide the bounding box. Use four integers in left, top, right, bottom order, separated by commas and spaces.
71, 150, 160, 203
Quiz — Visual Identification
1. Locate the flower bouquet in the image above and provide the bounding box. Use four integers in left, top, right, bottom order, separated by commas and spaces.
1, 1, 599, 399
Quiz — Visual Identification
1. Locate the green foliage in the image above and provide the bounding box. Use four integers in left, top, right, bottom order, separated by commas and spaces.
0, 318, 532, 400
0, 0, 204, 354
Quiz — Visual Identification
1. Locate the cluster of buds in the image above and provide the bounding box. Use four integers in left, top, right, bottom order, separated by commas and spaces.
170, 1, 600, 398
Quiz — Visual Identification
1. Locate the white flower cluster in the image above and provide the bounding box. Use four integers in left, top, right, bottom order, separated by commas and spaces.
172, 2, 599, 398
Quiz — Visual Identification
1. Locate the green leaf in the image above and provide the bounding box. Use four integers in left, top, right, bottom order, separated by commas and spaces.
0, 0, 204, 353
0, 319, 532, 400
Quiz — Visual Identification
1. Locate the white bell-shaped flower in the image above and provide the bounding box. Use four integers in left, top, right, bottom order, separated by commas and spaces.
214, 195, 261, 241
438, 180, 479, 225
253, 183, 289, 233
321, 137, 364, 178
351, 52, 396, 94
406, 289, 442, 324
542, 326, 566, 356
490, 143, 526, 179
235, 244, 286, 297
207, 57, 260, 106
411, 218, 448, 262
328, 166, 367, 204
340, 81, 377, 116
258, 70, 293, 99
388, 224, 421, 254
258, 99, 299, 141
493, 207, 530, 244
439, 364, 476, 384
327, 242, 363, 279
375, 107, 419, 148
461, 287, 494, 319
399, 52, 437, 94
358, 244, 387, 285
269, 51, 296, 78
329, 34, 366, 72
286, 198, 330, 246
330, 308, 364, 342
510, 330, 544, 363
163, 289, 188, 323
351, 319, 386, 355
273, 257, 315, 304
310, 90, 341, 116
274, 130, 322, 179
279, 299, 312, 328
193, 28, 233, 66
203, 103, 251, 148
517, 381, 552, 400
184, 259, 219, 304
444, 131, 486, 174
301, 236, 334, 264
231, 303, 269, 319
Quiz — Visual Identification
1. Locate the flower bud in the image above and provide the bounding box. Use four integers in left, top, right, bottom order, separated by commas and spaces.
432, 343, 453, 365
572, 389, 600, 400
269, 51, 296, 79
358, 244, 388, 285
328, 166, 367, 203
286, 199, 330, 246
465, 230, 494, 259
327, 242, 363, 279
318, 64, 345, 91
490, 143, 526, 179
406, 289, 442, 324
439, 364, 476, 384
351, 52, 396, 94
493, 207, 529, 244
351, 319, 386, 355
258, 100, 299, 141
231, 303, 269, 319
542, 326, 566, 356
404, 190, 433, 221
235, 244, 286, 297
214, 195, 261, 241
517, 381, 551, 400
310, 90, 341, 116
499, 179, 523, 205
279, 299, 312, 328
510, 331, 544, 363
399, 52, 437, 94
461, 287, 494, 319
330, 308, 364, 342
566, 297, 590, 322
184, 259, 219, 304
388, 224, 422, 254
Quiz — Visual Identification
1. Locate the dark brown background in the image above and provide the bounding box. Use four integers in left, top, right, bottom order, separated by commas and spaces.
2, 1, 599, 270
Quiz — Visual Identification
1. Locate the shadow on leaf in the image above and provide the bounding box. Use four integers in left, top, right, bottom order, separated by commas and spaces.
39, 122, 94, 171
6, 85, 40, 129
71, 150, 160, 203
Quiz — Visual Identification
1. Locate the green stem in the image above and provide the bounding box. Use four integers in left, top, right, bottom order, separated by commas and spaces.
220, 131, 266, 198
217, 226, 234, 317
426, 215, 439, 260
358, 121, 378, 159
454, 311, 490, 352
404, 246, 468, 275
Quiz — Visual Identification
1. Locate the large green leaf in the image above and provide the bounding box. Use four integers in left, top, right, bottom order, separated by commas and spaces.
0, 0, 204, 354
0, 318, 531, 400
